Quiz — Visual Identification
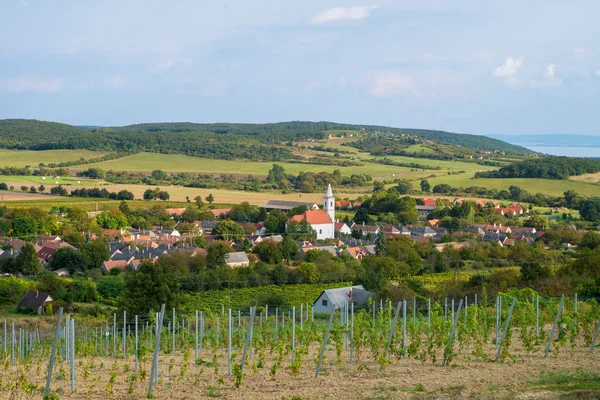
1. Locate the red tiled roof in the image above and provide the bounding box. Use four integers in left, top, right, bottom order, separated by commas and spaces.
209, 209, 231, 217
420, 197, 436, 207
287, 210, 333, 225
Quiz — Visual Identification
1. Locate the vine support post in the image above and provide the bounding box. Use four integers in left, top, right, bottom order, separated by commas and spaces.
442, 299, 464, 367
195, 310, 198, 364
240, 307, 255, 373
122, 310, 126, 358
381, 301, 402, 371
574, 293, 578, 327
292, 306, 296, 364
148, 304, 166, 398
315, 307, 335, 379
402, 299, 407, 358
427, 298, 431, 330
228, 308, 232, 376
70, 318, 75, 393
544, 295, 565, 358
494, 298, 516, 362
350, 302, 354, 365
536, 295, 539, 338
590, 320, 600, 353
135, 315, 139, 374
275, 308, 278, 339
44, 307, 63, 398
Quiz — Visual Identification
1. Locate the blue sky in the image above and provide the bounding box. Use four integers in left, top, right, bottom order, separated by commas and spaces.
1, 0, 599, 135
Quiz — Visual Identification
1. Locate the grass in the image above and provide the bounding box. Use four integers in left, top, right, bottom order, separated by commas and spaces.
0, 175, 104, 186
0, 149, 107, 167
530, 368, 600, 392
82, 152, 434, 179
425, 172, 600, 197
403, 144, 436, 154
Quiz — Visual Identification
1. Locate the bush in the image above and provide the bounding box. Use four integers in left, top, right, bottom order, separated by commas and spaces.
0, 276, 34, 305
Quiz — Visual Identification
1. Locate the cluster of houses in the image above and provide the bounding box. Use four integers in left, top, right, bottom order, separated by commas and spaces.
0, 187, 552, 277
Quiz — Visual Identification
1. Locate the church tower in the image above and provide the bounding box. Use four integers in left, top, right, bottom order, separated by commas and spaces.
323, 183, 335, 222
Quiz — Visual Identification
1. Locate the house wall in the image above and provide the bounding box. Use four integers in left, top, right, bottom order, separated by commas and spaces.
313, 292, 335, 314
313, 222, 335, 240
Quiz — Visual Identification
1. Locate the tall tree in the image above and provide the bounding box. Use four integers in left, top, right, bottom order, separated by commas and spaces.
122, 261, 180, 315
15, 243, 42, 275
420, 179, 431, 192
374, 230, 387, 256
49, 247, 88, 274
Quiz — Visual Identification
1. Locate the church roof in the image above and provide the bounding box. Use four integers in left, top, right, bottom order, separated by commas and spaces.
286, 210, 333, 225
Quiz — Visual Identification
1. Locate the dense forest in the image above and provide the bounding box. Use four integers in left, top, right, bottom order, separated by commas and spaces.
475, 157, 600, 180
0, 119, 531, 160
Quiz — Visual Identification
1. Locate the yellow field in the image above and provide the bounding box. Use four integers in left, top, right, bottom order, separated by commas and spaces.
570, 171, 600, 184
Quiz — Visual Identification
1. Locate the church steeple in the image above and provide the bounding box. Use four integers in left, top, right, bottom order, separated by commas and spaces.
323, 184, 335, 222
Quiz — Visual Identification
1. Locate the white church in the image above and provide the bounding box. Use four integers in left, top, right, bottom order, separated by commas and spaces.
285, 184, 335, 240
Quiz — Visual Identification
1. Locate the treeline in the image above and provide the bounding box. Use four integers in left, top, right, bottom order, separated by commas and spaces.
265, 164, 371, 193
475, 157, 600, 180
368, 157, 442, 170
347, 137, 459, 161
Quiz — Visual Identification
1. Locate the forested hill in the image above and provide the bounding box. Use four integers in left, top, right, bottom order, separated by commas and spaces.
475, 157, 600, 180
0, 119, 530, 156
107, 121, 532, 154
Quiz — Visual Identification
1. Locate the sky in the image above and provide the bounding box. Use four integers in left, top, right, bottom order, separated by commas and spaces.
1, 0, 599, 136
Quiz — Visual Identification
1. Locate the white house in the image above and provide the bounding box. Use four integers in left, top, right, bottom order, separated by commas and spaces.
334, 222, 352, 236
286, 184, 335, 240
313, 285, 372, 314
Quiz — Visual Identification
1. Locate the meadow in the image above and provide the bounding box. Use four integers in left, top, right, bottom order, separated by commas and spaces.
0, 149, 107, 167
424, 172, 600, 197
81, 152, 434, 179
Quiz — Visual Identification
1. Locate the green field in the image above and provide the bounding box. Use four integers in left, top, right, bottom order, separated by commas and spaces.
0, 149, 107, 167
82, 152, 436, 179
403, 144, 436, 154
425, 173, 600, 197
381, 155, 497, 171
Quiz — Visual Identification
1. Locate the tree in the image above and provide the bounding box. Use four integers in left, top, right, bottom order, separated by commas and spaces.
38, 185, 45, 193
20, 186, 28, 192
122, 261, 180, 315
11, 217, 37, 238
395, 181, 412, 194
158, 191, 170, 201
580, 197, 600, 222
285, 220, 316, 241
81, 240, 110, 269
206, 193, 215, 204
580, 232, 600, 250
0, 182, 8, 190
374, 230, 387, 255
206, 241, 233, 268
353, 208, 372, 224
143, 187, 161, 200
15, 243, 42, 275
194, 195, 204, 209
119, 200, 130, 214
433, 184, 452, 194
278, 236, 299, 262
264, 210, 288, 234
49, 247, 88, 274
373, 180, 385, 192
420, 179, 431, 192
151, 170, 167, 181
521, 260, 550, 283
253, 241, 282, 264
117, 190, 134, 200
297, 262, 318, 283
212, 220, 245, 241
97, 275, 124, 298
69, 208, 94, 232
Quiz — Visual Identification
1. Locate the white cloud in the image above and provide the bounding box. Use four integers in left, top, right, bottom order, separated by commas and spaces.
529, 63, 562, 88
360, 71, 417, 96
492, 56, 524, 77
310, 6, 378, 24
104, 75, 126, 88
7, 77, 65, 93
596, 70, 600, 77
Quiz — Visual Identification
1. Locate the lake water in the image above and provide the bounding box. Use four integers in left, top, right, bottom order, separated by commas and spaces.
518, 146, 600, 158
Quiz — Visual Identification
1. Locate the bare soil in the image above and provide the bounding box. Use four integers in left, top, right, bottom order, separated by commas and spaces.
2, 339, 599, 400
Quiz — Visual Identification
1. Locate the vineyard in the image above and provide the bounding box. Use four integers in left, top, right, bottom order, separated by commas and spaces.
2, 291, 600, 399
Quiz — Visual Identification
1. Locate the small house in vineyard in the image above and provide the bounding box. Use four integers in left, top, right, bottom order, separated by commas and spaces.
18, 290, 53, 314
312, 285, 372, 314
